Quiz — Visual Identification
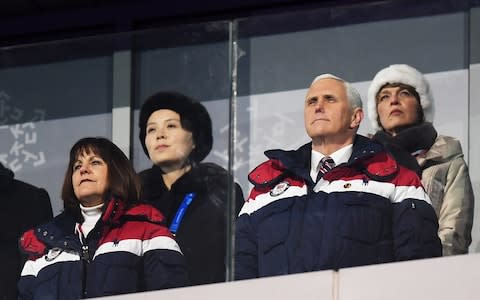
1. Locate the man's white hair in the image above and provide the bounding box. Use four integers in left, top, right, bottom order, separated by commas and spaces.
311, 73, 363, 109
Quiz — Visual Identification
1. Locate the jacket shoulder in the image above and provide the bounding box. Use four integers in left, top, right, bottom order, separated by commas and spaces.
126, 204, 166, 223
350, 137, 400, 181
138, 165, 161, 182
197, 162, 228, 174
240, 159, 305, 216
195, 162, 230, 184
433, 135, 464, 160
360, 151, 399, 180
248, 159, 287, 189
3, 177, 50, 199
19, 228, 47, 258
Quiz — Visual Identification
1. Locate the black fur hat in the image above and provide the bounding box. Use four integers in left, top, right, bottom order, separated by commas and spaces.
138, 91, 213, 163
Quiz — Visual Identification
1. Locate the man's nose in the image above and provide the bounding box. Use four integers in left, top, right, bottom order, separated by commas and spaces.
314, 100, 325, 111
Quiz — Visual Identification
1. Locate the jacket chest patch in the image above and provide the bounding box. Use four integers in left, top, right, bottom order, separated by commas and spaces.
314, 178, 394, 200
270, 181, 291, 197
45, 247, 63, 262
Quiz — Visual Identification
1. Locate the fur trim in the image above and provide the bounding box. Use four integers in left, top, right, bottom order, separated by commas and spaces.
367, 64, 434, 131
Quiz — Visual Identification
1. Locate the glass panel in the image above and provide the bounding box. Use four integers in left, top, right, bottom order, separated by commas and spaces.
132, 22, 232, 171
469, 5, 480, 253
0, 37, 114, 215
131, 21, 239, 284
235, 0, 475, 279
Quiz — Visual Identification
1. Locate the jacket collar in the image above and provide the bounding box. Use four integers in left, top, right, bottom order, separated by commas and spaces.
33, 212, 80, 251
102, 198, 126, 225
373, 122, 437, 155
32, 198, 127, 250
347, 135, 384, 165
264, 135, 384, 179
141, 163, 224, 196
264, 142, 312, 182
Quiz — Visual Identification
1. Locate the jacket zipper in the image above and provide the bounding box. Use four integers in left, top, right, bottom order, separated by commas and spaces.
81, 244, 90, 298
76, 223, 91, 298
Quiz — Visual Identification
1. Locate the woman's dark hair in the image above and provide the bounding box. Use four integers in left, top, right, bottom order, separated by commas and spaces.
61, 137, 141, 220
376, 82, 425, 130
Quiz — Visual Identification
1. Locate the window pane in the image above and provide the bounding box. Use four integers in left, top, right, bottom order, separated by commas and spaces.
0, 37, 114, 215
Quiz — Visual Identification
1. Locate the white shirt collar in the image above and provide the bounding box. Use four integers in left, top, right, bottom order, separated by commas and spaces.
310, 144, 353, 181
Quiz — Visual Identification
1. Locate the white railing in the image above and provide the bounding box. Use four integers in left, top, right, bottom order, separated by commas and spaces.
97, 253, 480, 300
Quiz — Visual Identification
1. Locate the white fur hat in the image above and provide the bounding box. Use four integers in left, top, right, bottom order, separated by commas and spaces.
367, 64, 434, 132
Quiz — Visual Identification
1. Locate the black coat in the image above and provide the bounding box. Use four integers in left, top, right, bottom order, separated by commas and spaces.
0, 163, 53, 300
140, 162, 244, 286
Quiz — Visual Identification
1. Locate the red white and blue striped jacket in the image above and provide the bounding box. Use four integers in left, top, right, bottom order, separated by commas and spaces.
235, 135, 442, 280
18, 198, 188, 299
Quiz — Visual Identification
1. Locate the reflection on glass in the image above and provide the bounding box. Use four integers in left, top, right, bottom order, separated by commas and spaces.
131, 21, 242, 285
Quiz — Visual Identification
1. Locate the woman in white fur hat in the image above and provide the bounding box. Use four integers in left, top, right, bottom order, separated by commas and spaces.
367, 64, 474, 256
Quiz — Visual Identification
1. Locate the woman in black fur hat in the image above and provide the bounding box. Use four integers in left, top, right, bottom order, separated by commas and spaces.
138, 91, 244, 286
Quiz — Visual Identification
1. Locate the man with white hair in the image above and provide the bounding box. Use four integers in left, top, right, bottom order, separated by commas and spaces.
235, 74, 442, 280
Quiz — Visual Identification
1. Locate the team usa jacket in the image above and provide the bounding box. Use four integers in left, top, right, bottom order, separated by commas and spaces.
235, 135, 442, 279
18, 198, 188, 299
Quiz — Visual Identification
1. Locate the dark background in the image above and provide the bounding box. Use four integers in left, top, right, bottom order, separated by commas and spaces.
2, 0, 478, 47
0, 0, 340, 46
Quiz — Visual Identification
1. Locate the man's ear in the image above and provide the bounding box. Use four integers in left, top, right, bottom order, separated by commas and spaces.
350, 107, 363, 129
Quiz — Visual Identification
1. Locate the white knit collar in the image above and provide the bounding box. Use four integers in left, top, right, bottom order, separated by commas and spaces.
79, 203, 104, 237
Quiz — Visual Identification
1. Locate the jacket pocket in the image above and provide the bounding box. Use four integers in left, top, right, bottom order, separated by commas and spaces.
339, 195, 390, 244
32, 263, 82, 299
31, 271, 60, 300
337, 196, 393, 267
257, 210, 290, 276
395, 199, 440, 244
100, 254, 139, 295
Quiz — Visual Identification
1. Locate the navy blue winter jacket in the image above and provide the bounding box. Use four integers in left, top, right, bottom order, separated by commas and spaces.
18, 198, 188, 299
235, 135, 442, 279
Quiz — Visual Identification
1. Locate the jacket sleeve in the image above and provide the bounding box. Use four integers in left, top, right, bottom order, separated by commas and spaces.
17, 261, 37, 300
391, 167, 442, 260
142, 240, 189, 290
235, 199, 259, 280
17, 229, 48, 300
140, 219, 189, 289
437, 157, 474, 255
18, 187, 53, 285
19, 187, 53, 235
34, 188, 53, 224
235, 183, 246, 215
